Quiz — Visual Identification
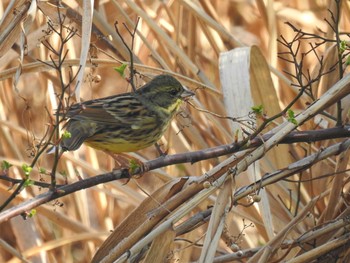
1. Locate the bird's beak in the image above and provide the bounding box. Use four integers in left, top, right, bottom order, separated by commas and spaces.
181, 86, 195, 99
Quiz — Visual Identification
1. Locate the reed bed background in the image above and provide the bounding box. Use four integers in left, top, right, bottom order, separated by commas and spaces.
1, 0, 350, 262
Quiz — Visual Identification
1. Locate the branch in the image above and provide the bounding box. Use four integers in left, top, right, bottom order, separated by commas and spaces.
0, 169, 129, 222
145, 125, 350, 170
1, 127, 350, 222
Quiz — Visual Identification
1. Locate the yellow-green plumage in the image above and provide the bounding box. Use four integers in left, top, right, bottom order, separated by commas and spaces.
61, 75, 194, 153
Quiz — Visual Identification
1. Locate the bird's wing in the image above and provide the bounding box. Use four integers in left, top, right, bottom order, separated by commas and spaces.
66, 97, 155, 126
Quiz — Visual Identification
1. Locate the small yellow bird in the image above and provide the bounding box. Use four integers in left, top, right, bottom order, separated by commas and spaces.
61, 75, 194, 153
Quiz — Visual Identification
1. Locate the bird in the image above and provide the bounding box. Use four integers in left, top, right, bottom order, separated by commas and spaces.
60, 74, 194, 155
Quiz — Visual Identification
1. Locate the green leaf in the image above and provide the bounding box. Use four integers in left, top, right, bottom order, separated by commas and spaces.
346, 55, 350, 66
251, 105, 264, 115
114, 64, 128, 77
24, 179, 34, 187
62, 131, 71, 139
287, 109, 298, 125
21, 164, 33, 178
287, 109, 294, 118
340, 40, 347, 54
39, 167, 46, 174
1, 160, 13, 170
28, 209, 37, 218
129, 159, 140, 174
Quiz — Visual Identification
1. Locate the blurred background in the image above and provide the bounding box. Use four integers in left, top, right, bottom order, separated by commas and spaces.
1, 1, 349, 262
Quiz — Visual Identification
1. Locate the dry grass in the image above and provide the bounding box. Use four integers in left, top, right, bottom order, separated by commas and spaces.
1, 1, 350, 262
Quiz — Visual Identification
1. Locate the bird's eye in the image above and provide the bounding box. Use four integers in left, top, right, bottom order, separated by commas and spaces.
169, 89, 179, 96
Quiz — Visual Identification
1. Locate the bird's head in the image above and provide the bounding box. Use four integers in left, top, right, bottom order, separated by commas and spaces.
137, 75, 194, 112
